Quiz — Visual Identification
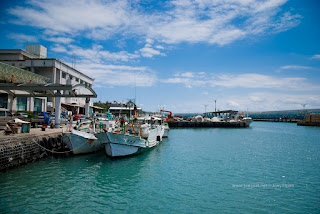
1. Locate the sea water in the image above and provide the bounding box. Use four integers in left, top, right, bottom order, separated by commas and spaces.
1, 122, 320, 213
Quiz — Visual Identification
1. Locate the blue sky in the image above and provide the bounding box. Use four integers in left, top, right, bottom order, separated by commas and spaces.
1, 0, 320, 113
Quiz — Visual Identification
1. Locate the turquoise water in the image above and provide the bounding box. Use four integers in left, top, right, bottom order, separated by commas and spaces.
1, 122, 320, 213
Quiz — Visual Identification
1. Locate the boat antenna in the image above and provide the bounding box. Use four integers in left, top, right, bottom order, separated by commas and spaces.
301, 104, 307, 113
134, 72, 136, 105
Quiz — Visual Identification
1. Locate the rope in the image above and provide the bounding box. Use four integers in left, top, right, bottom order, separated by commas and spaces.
31, 129, 106, 154
31, 140, 71, 154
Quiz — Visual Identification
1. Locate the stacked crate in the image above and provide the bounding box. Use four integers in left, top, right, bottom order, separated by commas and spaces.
310, 114, 320, 123
304, 114, 320, 123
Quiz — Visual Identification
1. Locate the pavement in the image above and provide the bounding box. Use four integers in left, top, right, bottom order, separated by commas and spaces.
0, 126, 65, 141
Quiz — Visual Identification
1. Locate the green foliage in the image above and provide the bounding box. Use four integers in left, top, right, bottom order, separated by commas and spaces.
29, 114, 38, 119
93, 102, 110, 113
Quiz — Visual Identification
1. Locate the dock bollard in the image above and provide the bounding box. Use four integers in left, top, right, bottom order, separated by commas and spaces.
41, 123, 47, 131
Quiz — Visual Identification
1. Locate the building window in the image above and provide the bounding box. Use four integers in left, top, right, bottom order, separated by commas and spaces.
34, 98, 42, 112
80, 80, 84, 84
0, 93, 8, 109
69, 74, 73, 80
17, 97, 27, 111
76, 78, 79, 82
62, 72, 66, 78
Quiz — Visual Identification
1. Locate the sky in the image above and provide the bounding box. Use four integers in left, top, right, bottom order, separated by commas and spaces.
0, 0, 320, 113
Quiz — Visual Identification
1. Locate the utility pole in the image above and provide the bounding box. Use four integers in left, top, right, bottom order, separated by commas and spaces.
214, 100, 217, 115
203, 104, 208, 117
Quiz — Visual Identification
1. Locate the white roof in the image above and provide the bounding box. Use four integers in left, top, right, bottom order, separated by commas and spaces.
109, 107, 142, 110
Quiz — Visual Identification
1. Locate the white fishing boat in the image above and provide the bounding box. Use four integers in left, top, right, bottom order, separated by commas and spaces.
62, 120, 106, 154
62, 129, 104, 155
163, 122, 170, 138
104, 117, 165, 157
242, 117, 253, 127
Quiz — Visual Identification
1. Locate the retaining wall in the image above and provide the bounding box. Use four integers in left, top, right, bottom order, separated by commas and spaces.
0, 131, 69, 171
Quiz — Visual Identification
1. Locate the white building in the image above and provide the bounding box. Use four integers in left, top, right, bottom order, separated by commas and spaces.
0, 44, 95, 114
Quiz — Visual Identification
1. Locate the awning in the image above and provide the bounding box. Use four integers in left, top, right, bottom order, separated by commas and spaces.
62, 103, 80, 107
90, 106, 105, 110
0, 83, 97, 98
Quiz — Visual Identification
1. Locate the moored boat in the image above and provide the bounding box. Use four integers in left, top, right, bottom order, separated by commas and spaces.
104, 118, 164, 157
163, 122, 169, 138
62, 120, 106, 154
242, 117, 253, 127
62, 129, 104, 154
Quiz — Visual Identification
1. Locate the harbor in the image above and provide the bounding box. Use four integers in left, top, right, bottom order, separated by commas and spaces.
1, 122, 320, 213
1, 1, 320, 213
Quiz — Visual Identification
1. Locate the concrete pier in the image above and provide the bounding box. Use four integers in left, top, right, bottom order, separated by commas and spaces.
297, 121, 320, 126
253, 118, 300, 123
0, 128, 69, 171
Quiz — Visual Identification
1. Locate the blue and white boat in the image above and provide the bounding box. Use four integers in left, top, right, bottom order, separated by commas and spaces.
104, 117, 164, 157
62, 129, 104, 154
62, 120, 107, 155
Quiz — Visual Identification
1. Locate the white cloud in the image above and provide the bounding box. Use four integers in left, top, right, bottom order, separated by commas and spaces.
49, 42, 157, 87
181, 72, 195, 78
212, 74, 307, 89
228, 100, 240, 107
51, 44, 68, 53
139, 46, 164, 58
163, 76, 207, 88
139, 39, 166, 58
155, 45, 164, 50
169, 92, 320, 112
51, 44, 140, 62
77, 63, 157, 87
148, 0, 301, 45
162, 72, 320, 91
232, 92, 320, 111
8, 0, 301, 46
8, 33, 38, 43
45, 37, 74, 44
9, 0, 136, 35
311, 54, 320, 60
280, 65, 312, 70
272, 11, 302, 33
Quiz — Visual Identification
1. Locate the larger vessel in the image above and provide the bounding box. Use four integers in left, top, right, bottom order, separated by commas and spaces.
62, 120, 108, 155
104, 117, 165, 157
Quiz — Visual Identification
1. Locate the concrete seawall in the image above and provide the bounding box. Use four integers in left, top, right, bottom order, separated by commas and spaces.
0, 129, 69, 171
297, 121, 320, 126
253, 118, 299, 123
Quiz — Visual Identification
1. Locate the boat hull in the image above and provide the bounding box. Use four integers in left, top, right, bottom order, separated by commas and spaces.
62, 130, 104, 155
105, 143, 149, 157
105, 125, 164, 158
105, 132, 147, 157
163, 127, 169, 138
